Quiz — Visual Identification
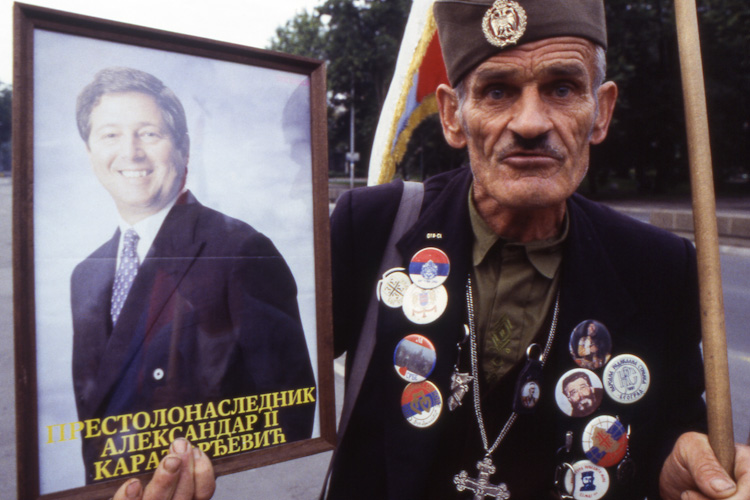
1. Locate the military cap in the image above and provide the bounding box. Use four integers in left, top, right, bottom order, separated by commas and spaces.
434, 0, 607, 86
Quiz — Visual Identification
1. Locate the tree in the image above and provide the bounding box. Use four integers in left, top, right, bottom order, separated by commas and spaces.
269, 0, 411, 177
590, 0, 750, 196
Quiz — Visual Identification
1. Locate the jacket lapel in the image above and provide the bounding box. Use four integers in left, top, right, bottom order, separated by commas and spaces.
558, 195, 637, 340
88, 193, 206, 416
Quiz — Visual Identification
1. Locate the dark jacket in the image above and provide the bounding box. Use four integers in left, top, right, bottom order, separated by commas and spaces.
329, 167, 706, 499
71, 191, 316, 482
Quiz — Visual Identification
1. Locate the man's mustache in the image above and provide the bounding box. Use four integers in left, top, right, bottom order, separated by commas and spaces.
497, 136, 565, 162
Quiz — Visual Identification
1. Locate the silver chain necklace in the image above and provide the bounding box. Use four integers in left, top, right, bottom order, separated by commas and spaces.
453, 276, 560, 499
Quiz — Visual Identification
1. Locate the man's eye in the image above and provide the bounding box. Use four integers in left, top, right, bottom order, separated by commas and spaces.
139, 130, 162, 142
487, 88, 506, 100
553, 85, 572, 98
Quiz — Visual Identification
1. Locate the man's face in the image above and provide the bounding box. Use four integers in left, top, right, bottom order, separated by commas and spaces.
564, 376, 595, 411
438, 37, 616, 213
86, 91, 187, 224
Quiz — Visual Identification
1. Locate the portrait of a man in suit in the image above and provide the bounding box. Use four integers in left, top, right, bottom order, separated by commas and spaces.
69, 66, 316, 482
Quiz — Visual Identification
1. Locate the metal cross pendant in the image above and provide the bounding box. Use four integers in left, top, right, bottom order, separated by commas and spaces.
453, 457, 510, 500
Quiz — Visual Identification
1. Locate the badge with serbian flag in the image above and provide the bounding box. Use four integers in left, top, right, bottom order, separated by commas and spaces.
401, 380, 443, 427
409, 247, 450, 289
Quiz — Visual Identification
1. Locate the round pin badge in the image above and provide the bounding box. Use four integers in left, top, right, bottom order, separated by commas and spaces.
394, 334, 437, 383
564, 460, 610, 500
555, 369, 603, 418
401, 380, 443, 428
604, 354, 650, 404
582, 415, 628, 467
402, 283, 448, 324
408, 247, 450, 289
569, 320, 612, 370
378, 269, 412, 308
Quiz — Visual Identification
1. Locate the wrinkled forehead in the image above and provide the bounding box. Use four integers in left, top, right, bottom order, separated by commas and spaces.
463, 37, 598, 87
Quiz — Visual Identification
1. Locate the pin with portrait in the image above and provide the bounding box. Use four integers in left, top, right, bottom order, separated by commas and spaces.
512, 343, 543, 413
563, 460, 610, 500
555, 369, 604, 418
569, 320, 612, 370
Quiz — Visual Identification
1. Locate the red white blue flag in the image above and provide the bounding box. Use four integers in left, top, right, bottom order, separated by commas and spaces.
368, 0, 449, 185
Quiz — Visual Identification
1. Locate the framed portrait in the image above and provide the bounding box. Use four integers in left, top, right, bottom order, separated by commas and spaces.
12, 3, 335, 499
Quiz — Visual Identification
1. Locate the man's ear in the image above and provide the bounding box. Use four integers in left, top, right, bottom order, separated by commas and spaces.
590, 81, 618, 145
436, 83, 467, 149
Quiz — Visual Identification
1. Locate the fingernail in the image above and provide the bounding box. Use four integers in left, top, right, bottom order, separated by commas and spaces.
164, 456, 182, 473
710, 477, 735, 493
193, 447, 202, 460
171, 438, 188, 454
125, 479, 142, 498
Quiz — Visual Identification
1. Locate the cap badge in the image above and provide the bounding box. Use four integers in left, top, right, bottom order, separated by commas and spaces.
482, 0, 528, 48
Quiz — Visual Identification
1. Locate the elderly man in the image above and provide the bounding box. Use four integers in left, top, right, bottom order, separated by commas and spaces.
113, 0, 749, 499
71, 67, 315, 483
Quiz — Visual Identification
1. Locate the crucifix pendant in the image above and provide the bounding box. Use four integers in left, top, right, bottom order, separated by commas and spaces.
453, 457, 510, 500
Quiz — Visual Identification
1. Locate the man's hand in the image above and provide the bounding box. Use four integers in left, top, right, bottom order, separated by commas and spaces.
660, 432, 750, 499
112, 439, 216, 500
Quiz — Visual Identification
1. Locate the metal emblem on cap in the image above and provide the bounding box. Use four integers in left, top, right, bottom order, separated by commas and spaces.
482, 0, 528, 48
401, 380, 443, 427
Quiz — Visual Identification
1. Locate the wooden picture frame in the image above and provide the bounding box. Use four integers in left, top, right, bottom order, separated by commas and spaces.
12, 3, 335, 498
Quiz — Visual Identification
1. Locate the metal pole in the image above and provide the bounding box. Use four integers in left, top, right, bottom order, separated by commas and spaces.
673, 0, 735, 474
349, 81, 355, 190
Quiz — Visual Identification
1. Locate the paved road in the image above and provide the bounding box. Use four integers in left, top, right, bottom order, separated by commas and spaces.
1, 176, 749, 498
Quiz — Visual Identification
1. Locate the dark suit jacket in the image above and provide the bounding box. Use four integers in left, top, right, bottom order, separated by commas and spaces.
71, 191, 315, 482
328, 167, 706, 499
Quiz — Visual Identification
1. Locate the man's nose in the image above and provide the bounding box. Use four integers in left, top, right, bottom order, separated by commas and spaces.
507, 88, 553, 139
120, 135, 146, 160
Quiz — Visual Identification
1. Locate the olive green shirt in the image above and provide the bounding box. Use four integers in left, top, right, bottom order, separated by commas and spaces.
468, 186, 568, 386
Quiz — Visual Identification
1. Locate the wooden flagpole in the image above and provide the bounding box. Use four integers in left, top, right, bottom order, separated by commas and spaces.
673, 0, 735, 474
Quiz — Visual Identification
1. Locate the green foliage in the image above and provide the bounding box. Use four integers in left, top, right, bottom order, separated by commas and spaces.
269, 11, 327, 60
587, 0, 750, 196
269, 0, 411, 176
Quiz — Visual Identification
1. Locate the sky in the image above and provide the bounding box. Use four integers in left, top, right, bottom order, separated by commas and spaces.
0, 0, 324, 84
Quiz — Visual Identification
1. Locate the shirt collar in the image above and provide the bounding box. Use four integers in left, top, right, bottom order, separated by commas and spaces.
117, 193, 181, 263
468, 184, 568, 279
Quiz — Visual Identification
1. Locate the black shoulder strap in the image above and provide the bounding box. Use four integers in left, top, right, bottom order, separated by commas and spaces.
321, 180, 424, 498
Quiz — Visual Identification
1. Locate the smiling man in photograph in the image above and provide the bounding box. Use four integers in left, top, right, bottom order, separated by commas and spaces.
70, 66, 315, 483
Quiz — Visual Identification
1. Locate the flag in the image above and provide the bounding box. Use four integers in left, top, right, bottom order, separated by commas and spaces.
367, 0, 449, 186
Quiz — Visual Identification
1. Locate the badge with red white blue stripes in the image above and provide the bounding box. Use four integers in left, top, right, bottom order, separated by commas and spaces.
401, 380, 443, 427
409, 248, 450, 289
